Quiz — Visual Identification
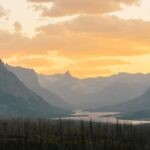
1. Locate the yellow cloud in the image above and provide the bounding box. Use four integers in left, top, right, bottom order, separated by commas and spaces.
1, 15, 150, 56
2, 50, 132, 77
1, 3, 150, 78
28, 0, 139, 17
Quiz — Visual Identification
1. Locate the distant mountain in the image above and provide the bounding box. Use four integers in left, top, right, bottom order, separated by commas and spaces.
39, 71, 90, 107
7, 65, 73, 111
97, 87, 150, 113
93, 87, 150, 120
80, 79, 150, 109
39, 72, 150, 109
124, 87, 150, 112
119, 110, 150, 120
0, 60, 70, 118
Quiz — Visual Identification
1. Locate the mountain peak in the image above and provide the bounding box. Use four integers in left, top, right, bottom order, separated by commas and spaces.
0, 59, 5, 69
0, 59, 3, 65
61, 71, 78, 80
64, 71, 72, 77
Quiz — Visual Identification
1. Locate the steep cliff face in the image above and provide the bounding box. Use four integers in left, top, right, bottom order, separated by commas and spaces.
0, 60, 69, 118
7, 65, 73, 111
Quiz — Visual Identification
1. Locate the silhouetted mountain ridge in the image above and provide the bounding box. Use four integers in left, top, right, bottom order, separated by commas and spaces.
7, 65, 73, 111
39, 72, 150, 109
0, 60, 70, 118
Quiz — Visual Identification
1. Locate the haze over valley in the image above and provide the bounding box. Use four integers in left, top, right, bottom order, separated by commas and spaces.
0, 59, 149, 121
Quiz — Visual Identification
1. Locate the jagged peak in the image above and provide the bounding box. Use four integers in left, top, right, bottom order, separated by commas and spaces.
64, 70, 71, 76
63, 71, 77, 79
0, 59, 5, 68
0, 59, 3, 64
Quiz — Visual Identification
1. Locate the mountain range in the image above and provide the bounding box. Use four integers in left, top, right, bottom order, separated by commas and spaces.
39, 72, 150, 110
38, 71, 150, 120
0, 60, 71, 118
1, 58, 150, 120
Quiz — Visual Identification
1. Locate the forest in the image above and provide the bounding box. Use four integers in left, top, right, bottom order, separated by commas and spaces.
0, 118, 149, 150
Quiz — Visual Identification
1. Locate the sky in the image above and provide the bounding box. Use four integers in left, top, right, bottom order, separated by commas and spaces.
0, 0, 150, 78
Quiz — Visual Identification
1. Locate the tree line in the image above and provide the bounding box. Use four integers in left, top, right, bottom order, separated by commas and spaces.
0, 118, 149, 150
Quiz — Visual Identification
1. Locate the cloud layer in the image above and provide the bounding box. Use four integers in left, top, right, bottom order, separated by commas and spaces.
1, 0, 150, 77
29, 0, 139, 17
1, 16, 150, 56
0, 5, 9, 18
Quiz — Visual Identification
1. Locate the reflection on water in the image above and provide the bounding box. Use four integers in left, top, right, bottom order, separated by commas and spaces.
60, 110, 150, 125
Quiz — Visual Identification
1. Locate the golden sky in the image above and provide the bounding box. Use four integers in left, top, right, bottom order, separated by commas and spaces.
0, 0, 150, 78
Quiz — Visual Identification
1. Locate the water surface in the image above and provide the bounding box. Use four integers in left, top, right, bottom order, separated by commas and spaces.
60, 110, 150, 125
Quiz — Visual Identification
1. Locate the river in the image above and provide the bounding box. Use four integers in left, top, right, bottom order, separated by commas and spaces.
59, 110, 150, 125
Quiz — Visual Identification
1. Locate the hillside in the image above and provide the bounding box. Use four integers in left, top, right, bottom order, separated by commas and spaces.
7, 65, 73, 111
94, 87, 150, 120
0, 60, 70, 118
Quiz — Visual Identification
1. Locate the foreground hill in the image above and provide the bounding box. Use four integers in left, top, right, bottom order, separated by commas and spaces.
7, 65, 73, 111
119, 109, 150, 120
119, 88, 150, 120
95, 87, 150, 112
94, 87, 150, 120
0, 60, 69, 118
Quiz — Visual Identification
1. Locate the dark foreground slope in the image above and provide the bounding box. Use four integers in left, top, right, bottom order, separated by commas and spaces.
0, 60, 69, 118
7, 65, 73, 111
0, 119, 149, 150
